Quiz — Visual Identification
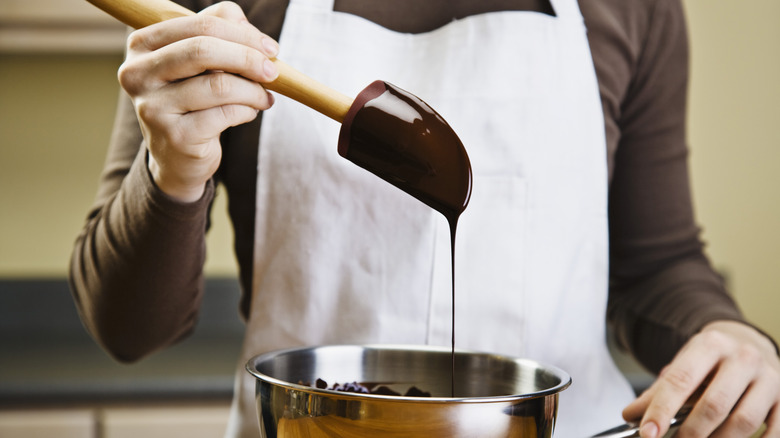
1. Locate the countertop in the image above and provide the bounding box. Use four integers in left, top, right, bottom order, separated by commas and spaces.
0, 278, 244, 407
0, 278, 653, 408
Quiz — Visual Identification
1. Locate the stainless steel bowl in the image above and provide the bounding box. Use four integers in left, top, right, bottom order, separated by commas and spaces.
245, 344, 571, 437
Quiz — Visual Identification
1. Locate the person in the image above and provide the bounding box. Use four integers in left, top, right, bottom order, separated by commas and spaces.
69, 0, 780, 437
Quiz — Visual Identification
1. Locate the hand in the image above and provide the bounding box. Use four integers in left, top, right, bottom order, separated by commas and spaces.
118, 1, 279, 202
623, 320, 780, 437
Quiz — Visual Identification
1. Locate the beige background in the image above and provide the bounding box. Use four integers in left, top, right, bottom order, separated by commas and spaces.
1, 1, 778, 341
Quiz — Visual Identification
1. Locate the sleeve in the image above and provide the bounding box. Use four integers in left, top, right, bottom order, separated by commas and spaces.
606, 0, 754, 374
68, 88, 215, 362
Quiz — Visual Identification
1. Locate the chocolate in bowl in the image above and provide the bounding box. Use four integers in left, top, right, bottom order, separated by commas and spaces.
245, 344, 571, 438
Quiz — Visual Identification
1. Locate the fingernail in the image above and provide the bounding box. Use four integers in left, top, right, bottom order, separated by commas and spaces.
263, 59, 278, 80
262, 37, 279, 57
639, 421, 658, 438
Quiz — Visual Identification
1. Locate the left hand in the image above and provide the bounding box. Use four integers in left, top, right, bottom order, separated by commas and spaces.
622, 320, 780, 437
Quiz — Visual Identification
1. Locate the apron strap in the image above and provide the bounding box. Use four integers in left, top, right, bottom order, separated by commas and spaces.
550, 0, 584, 20
288, 0, 334, 12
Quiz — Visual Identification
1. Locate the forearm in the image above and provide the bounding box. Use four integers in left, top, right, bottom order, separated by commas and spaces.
70, 96, 214, 362
608, 254, 744, 374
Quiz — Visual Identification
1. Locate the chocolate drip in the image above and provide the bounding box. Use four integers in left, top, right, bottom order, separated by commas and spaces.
339, 81, 472, 397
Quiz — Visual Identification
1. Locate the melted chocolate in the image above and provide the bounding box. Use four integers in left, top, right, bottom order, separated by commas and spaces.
339, 81, 472, 396
305, 379, 432, 397
338, 81, 472, 221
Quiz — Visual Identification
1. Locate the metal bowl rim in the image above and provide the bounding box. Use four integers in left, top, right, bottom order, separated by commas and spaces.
245, 344, 572, 403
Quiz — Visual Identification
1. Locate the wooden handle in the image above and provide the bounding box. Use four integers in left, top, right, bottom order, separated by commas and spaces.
86, 0, 353, 123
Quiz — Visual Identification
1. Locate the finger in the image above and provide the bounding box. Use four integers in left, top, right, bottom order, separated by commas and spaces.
201, 1, 251, 22
623, 385, 654, 421
128, 3, 277, 58
639, 335, 726, 437
135, 77, 269, 153
713, 372, 780, 437
681, 350, 759, 437
141, 99, 265, 151
154, 35, 276, 84
121, 34, 278, 95
181, 104, 263, 142
765, 405, 780, 437
710, 390, 769, 438
135, 77, 269, 148
194, 1, 279, 58
162, 71, 274, 114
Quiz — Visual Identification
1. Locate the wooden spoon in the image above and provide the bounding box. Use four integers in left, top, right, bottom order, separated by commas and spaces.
86, 0, 352, 122
86, 0, 472, 218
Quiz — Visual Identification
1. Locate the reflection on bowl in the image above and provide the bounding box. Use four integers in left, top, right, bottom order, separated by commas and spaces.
245, 344, 571, 438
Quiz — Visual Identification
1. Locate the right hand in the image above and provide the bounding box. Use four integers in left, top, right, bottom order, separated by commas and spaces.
118, 1, 279, 202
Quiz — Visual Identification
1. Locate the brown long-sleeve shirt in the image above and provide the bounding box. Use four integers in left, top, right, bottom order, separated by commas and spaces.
70, 0, 751, 374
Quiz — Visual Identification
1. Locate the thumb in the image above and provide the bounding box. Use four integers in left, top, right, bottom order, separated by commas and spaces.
199, 1, 249, 23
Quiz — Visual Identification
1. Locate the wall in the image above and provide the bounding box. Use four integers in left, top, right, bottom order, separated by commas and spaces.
0, 54, 238, 277
683, 0, 780, 342
0, 56, 237, 277
0, 2, 778, 340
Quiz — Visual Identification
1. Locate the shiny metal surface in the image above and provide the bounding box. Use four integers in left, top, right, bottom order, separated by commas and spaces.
590, 406, 690, 438
245, 344, 571, 437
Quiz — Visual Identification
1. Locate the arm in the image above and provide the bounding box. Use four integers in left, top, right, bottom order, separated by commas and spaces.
69, 107, 214, 361
606, 0, 740, 372
69, 1, 278, 362
606, 0, 780, 436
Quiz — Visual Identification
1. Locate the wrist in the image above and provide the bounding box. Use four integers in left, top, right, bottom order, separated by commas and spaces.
147, 154, 207, 203
702, 320, 779, 358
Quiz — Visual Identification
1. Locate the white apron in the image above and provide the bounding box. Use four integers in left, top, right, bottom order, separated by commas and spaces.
227, 0, 636, 436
